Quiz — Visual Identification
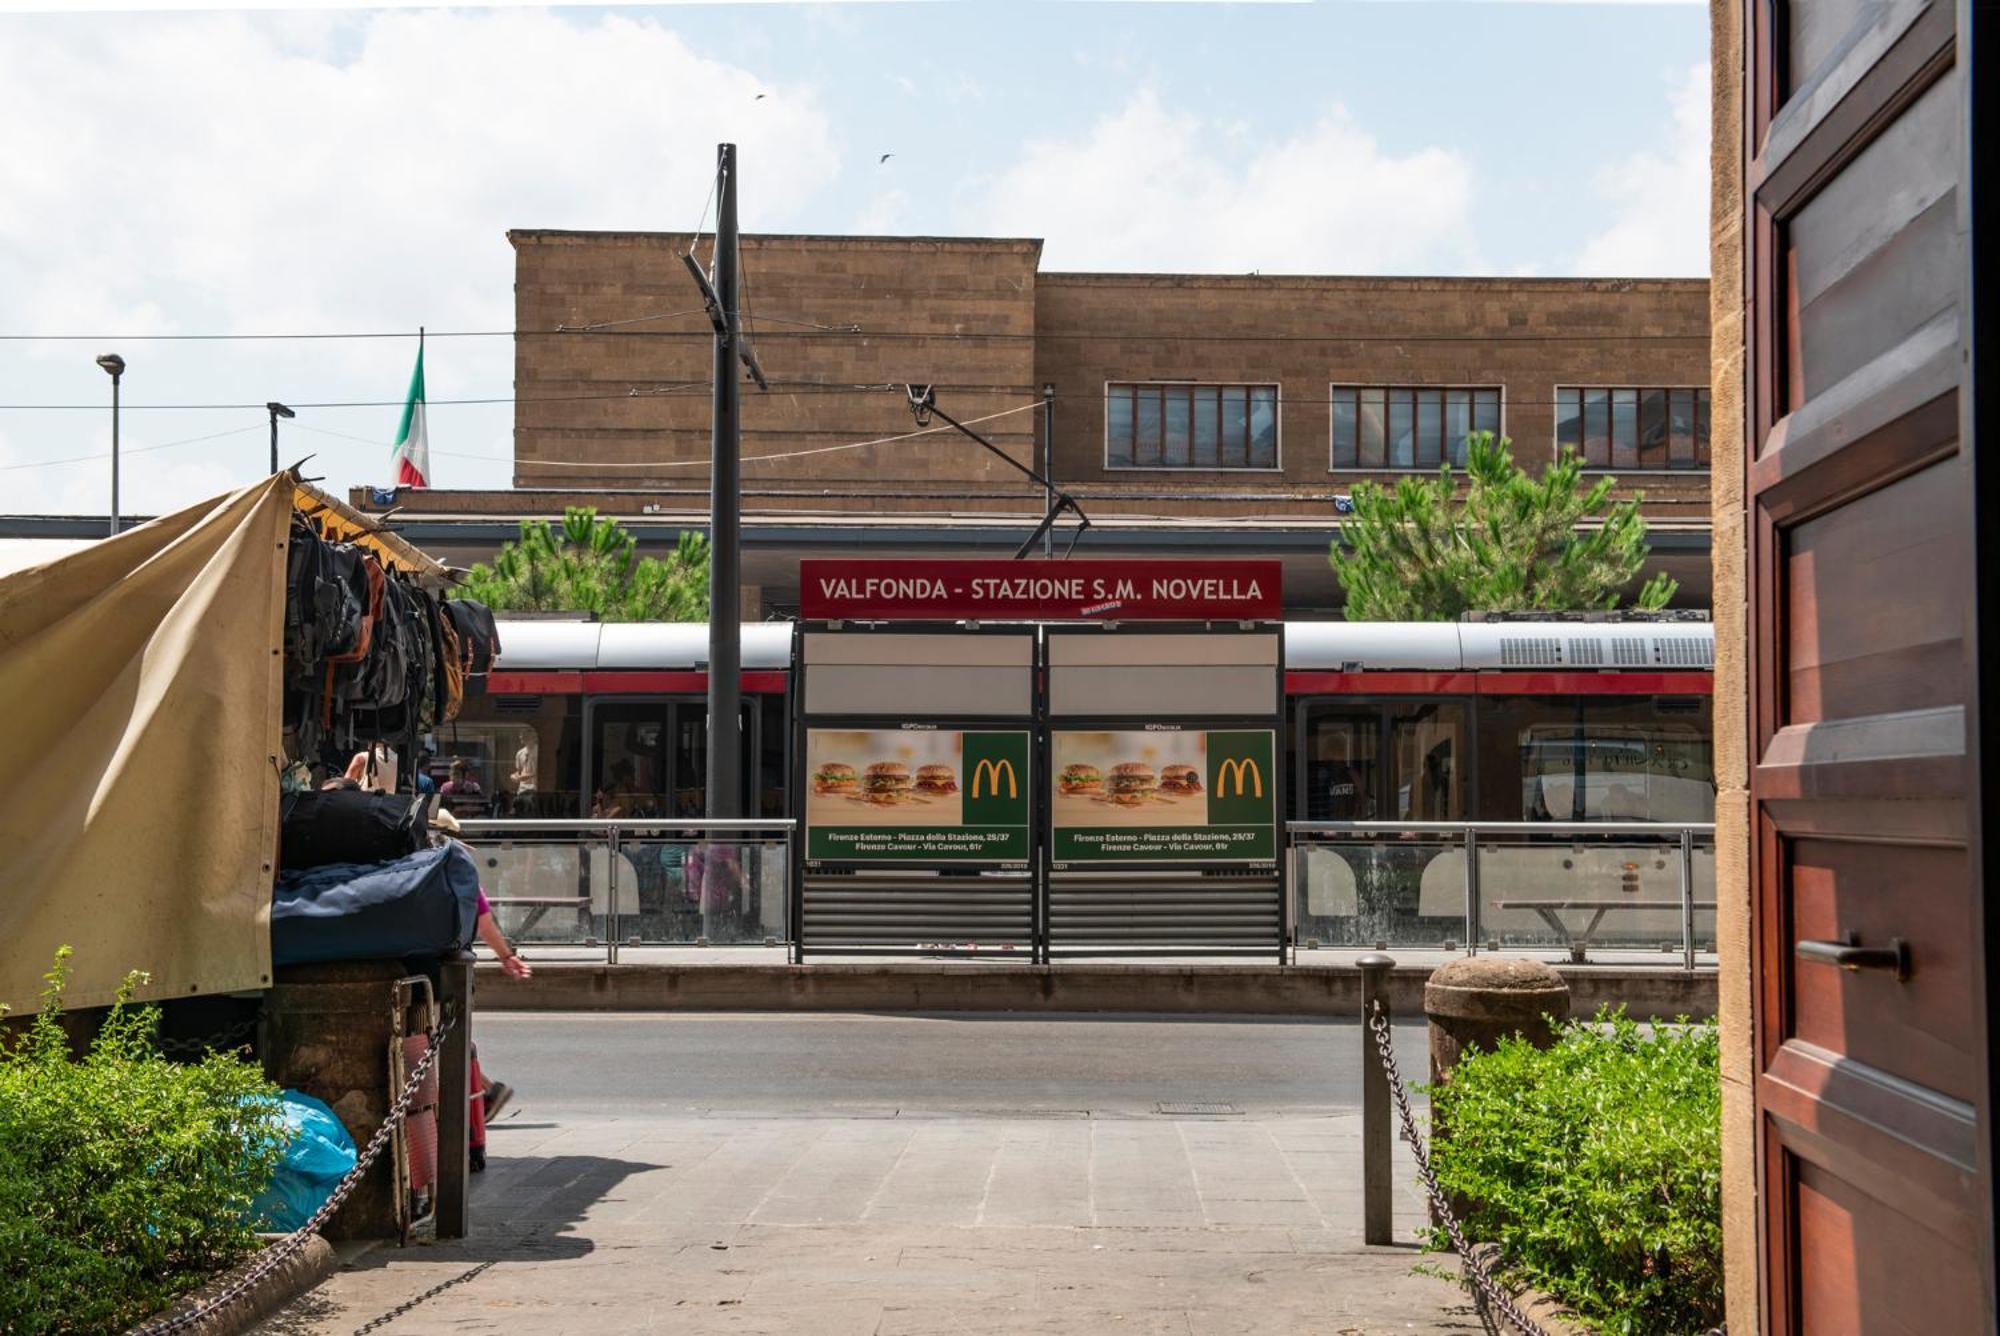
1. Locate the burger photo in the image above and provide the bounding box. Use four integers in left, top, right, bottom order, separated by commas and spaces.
864, 761, 913, 804
1107, 762, 1157, 806
914, 764, 958, 795
813, 761, 859, 796
1158, 763, 1202, 796
1059, 763, 1103, 795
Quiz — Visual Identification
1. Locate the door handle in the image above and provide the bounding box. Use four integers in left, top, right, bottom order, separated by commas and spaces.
1796, 934, 1910, 982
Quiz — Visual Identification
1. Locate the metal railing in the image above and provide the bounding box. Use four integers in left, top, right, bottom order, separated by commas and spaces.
454, 819, 795, 963
1288, 820, 1717, 969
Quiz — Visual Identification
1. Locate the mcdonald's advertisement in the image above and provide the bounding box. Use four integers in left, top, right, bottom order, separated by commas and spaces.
1051, 729, 1277, 863
805, 729, 1031, 862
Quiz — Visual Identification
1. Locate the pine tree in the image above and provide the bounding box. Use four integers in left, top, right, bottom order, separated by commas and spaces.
1331, 432, 1677, 621
457, 508, 709, 622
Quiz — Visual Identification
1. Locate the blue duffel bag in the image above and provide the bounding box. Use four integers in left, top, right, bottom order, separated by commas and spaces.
272, 842, 479, 965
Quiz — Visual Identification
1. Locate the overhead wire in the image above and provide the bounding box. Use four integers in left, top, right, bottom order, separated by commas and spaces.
510, 401, 1044, 470
0, 421, 265, 472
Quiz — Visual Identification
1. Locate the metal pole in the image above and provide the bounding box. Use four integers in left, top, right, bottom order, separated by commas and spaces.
109, 371, 121, 535
270, 407, 279, 475
435, 955, 473, 1239
1358, 951, 1396, 1245
1041, 383, 1055, 557
706, 142, 743, 826
1463, 823, 1480, 954
607, 825, 621, 967
1680, 826, 1696, 971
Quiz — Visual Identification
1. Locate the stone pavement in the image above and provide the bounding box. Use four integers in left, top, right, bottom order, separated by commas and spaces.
259, 1109, 1480, 1334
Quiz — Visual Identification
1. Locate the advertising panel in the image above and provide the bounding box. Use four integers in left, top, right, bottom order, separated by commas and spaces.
800, 558, 1282, 621
805, 728, 1031, 862
1051, 729, 1277, 863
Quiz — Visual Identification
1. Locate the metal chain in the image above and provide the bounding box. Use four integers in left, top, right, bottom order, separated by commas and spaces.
1369, 1000, 1554, 1336
127, 1009, 459, 1336
349, 1259, 495, 1335
156, 1017, 262, 1060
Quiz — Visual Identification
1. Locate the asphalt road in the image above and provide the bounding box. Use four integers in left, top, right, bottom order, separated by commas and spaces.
473, 1011, 1432, 1118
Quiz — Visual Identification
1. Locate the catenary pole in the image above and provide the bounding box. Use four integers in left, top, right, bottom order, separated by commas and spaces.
705, 143, 743, 824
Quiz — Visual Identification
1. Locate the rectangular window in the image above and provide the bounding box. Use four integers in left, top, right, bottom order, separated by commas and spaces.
1557, 385, 1711, 470
1105, 382, 1281, 470
1328, 385, 1503, 469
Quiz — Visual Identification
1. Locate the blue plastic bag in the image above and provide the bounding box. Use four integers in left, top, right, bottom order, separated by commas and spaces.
249, 1091, 358, 1232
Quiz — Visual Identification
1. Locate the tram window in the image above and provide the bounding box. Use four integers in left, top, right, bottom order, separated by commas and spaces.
592, 707, 670, 819
433, 721, 537, 818
1480, 696, 1714, 822
1389, 703, 1467, 820
1303, 706, 1382, 820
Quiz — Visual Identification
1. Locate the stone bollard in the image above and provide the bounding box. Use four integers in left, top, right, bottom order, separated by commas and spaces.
1422, 957, 1570, 1228
1423, 956, 1571, 1087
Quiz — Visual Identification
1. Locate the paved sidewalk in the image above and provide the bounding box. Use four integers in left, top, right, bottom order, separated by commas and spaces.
260, 1109, 1479, 1334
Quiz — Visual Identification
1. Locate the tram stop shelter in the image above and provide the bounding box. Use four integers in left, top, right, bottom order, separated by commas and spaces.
0, 472, 444, 1016
793, 557, 1285, 963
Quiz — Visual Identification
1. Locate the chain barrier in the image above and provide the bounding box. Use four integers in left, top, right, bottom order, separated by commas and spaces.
156, 1017, 262, 1060
1368, 1000, 1554, 1336
126, 1008, 459, 1336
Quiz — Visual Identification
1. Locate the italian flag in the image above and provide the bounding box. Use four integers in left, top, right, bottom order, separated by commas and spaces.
390, 338, 429, 488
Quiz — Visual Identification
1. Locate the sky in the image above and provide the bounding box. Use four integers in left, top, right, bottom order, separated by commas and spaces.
0, 0, 1711, 517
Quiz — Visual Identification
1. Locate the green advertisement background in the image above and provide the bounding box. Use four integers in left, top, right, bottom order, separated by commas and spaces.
1052, 729, 1276, 864
806, 730, 1031, 862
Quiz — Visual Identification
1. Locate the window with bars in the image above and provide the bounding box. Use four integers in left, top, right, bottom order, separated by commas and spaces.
1554, 386, 1711, 469
1328, 385, 1502, 470
1105, 382, 1280, 469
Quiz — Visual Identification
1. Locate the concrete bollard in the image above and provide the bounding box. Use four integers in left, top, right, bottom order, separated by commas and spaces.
1422, 956, 1571, 1088
1357, 952, 1396, 1245
1421, 957, 1570, 1228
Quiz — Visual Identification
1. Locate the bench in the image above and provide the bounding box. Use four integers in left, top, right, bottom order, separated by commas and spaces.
1489, 898, 1718, 959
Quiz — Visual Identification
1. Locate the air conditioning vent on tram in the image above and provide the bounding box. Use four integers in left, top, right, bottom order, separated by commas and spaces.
1653, 637, 1714, 667
1500, 636, 1563, 666
1612, 637, 1650, 666
1567, 637, 1604, 666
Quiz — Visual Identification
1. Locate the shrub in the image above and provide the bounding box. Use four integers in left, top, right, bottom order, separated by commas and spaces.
0, 949, 285, 1335
1425, 1008, 1722, 1334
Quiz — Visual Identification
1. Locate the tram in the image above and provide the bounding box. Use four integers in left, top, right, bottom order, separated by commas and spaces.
439, 617, 1715, 830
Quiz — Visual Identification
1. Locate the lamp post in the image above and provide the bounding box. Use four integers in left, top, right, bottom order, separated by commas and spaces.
95, 353, 124, 535
266, 402, 295, 475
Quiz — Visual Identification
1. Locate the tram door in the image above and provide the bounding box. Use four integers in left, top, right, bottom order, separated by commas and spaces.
585, 698, 755, 819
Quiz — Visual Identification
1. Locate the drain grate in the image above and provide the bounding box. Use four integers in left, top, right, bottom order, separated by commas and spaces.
1156, 1101, 1241, 1116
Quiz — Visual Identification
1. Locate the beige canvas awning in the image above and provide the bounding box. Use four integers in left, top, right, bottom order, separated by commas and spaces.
0, 472, 443, 1015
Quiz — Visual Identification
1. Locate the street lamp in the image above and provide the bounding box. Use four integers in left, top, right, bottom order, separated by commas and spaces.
266, 402, 295, 475
95, 353, 124, 535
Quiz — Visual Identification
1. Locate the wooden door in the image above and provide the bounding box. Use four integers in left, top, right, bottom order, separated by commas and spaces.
1744, 0, 1988, 1329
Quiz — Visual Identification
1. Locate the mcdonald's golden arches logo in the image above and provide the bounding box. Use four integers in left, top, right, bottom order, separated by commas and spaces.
1215, 756, 1263, 799
971, 757, 1018, 799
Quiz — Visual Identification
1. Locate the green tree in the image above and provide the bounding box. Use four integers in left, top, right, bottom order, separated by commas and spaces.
1331, 432, 1677, 621
458, 507, 710, 622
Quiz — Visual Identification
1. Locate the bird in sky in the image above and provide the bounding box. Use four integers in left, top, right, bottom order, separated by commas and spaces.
755, 93, 766, 100
879, 153, 894, 164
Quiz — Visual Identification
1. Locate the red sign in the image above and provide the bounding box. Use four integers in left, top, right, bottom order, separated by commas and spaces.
800, 559, 1283, 622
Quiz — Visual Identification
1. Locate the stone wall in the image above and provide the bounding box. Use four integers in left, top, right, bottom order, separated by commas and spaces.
1707, 0, 1758, 1328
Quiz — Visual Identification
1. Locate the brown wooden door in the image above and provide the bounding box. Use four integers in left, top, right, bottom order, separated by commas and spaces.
1744, 0, 1989, 1328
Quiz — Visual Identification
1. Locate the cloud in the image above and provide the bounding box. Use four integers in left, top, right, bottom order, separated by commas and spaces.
1571, 61, 1710, 276
967, 90, 1477, 274
0, 8, 839, 512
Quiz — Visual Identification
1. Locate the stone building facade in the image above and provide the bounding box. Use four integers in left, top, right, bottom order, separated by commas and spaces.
350, 229, 1714, 614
